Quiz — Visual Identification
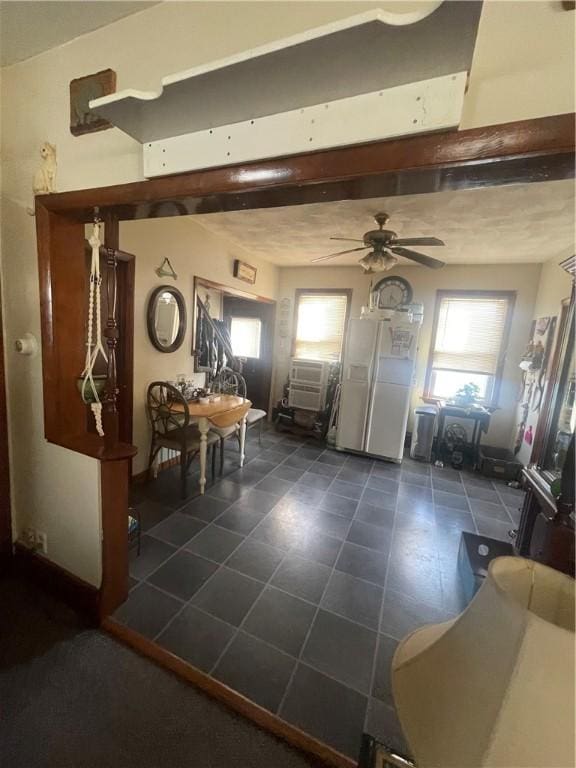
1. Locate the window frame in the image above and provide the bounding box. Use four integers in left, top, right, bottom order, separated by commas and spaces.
424, 289, 516, 408
292, 288, 352, 363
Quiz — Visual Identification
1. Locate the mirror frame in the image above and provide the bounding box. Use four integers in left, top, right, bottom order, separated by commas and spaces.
147, 285, 187, 353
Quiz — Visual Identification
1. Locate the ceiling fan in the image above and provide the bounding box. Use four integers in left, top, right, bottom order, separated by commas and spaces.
312, 212, 446, 272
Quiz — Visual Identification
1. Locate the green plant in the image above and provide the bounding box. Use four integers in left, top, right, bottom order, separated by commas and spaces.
454, 382, 481, 405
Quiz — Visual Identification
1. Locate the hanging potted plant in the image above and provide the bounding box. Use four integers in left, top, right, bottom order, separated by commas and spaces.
453, 382, 481, 407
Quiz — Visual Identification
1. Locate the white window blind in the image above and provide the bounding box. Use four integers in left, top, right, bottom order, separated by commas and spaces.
294, 292, 348, 362
428, 293, 513, 403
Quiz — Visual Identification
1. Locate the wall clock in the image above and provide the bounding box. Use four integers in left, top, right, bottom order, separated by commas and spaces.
373, 276, 413, 309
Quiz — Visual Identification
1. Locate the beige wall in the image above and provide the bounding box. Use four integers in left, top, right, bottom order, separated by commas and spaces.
515, 257, 573, 466
0, 1, 572, 584
274, 263, 542, 448
121, 216, 278, 477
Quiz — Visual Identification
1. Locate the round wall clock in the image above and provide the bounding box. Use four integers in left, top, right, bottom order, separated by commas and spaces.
373, 276, 413, 309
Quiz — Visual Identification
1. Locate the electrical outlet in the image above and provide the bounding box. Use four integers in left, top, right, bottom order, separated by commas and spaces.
36, 531, 48, 555
22, 526, 36, 548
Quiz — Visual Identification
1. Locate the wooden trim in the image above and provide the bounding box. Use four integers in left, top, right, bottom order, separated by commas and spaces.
531, 287, 575, 467
36, 114, 575, 220
103, 617, 355, 768
0, 271, 11, 572
423, 289, 517, 407
14, 542, 100, 623
99, 458, 130, 617
292, 288, 353, 361
195, 276, 276, 304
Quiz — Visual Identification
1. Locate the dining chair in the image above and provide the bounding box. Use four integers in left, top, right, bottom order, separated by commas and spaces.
146, 381, 219, 499
212, 367, 268, 448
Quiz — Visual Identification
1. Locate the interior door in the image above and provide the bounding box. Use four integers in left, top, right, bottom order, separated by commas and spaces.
0, 284, 11, 573
223, 295, 275, 412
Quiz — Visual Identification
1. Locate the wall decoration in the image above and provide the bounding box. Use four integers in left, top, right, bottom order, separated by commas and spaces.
514, 314, 558, 454
278, 297, 291, 338
233, 259, 257, 285
155, 257, 178, 280
32, 141, 57, 195
70, 69, 116, 136
27, 141, 57, 215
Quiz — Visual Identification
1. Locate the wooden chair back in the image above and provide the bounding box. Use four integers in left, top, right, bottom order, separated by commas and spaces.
147, 381, 189, 437
213, 367, 247, 398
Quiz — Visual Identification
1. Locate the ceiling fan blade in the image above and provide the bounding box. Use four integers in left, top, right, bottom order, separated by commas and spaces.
329, 237, 365, 243
311, 246, 369, 263
391, 237, 445, 247
391, 247, 445, 269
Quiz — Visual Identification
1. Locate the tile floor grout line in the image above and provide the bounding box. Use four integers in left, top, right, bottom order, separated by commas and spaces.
188, 597, 391, 702
275, 512, 358, 717
363, 491, 400, 732
459, 476, 481, 536
206, 540, 294, 678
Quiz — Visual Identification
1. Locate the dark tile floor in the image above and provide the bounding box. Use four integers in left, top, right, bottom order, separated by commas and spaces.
117, 426, 524, 760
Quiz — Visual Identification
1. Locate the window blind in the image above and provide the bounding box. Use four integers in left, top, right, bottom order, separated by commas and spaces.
294, 292, 348, 361
432, 295, 510, 375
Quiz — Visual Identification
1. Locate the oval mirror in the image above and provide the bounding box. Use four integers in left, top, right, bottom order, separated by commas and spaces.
147, 285, 187, 353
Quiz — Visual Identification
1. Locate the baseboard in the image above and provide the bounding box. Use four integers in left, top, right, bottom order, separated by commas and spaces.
131, 455, 180, 484
103, 617, 355, 768
13, 542, 100, 624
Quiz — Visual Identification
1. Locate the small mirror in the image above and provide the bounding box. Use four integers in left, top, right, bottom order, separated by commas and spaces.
147, 285, 187, 353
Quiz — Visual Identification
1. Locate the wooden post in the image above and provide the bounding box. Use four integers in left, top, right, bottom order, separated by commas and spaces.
102, 215, 120, 451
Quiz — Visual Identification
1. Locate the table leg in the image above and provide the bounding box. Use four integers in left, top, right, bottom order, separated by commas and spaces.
239, 416, 247, 468
198, 416, 209, 495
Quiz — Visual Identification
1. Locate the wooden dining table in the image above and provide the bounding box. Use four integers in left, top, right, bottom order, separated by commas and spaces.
170, 394, 252, 495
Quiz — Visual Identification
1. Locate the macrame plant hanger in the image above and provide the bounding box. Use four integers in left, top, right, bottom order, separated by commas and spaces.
81, 211, 108, 436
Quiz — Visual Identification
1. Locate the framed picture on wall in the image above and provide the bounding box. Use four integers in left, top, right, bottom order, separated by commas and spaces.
233, 259, 257, 285
70, 69, 116, 136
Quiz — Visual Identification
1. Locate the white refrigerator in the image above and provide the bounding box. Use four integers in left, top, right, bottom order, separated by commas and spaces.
336, 307, 422, 462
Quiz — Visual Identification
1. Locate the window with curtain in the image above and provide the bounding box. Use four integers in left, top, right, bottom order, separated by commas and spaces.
426, 291, 515, 405
230, 316, 262, 358
293, 290, 350, 362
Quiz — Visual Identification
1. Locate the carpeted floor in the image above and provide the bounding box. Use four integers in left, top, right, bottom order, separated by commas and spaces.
0, 577, 323, 768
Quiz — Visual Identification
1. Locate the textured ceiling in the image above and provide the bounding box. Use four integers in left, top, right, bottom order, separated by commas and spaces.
193, 180, 575, 267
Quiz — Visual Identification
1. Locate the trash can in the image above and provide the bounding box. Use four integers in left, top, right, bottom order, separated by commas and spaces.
410, 406, 437, 462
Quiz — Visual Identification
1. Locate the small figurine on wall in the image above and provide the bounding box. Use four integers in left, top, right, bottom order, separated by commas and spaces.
27, 141, 57, 215
33, 141, 57, 194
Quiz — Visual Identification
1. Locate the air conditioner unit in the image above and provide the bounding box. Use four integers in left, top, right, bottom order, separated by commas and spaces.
290, 358, 330, 387
288, 383, 326, 412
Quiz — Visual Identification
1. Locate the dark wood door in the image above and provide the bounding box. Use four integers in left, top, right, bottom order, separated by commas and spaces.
0, 282, 11, 573
223, 295, 275, 412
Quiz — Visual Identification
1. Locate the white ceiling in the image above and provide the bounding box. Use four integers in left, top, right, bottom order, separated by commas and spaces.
193, 180, 575, 268
0, 1, 160, 67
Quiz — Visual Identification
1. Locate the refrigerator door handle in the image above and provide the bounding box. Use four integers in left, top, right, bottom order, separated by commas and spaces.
363, 321, 383, 450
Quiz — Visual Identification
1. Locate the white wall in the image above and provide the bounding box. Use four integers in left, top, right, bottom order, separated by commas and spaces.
274, 263, 542, 449
0, 0, 572, 584
121, 216, 278, 476
515, 256, 573, 465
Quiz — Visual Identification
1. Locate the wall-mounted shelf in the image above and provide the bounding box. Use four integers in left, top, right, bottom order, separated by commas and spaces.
90, 6, 481, 177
